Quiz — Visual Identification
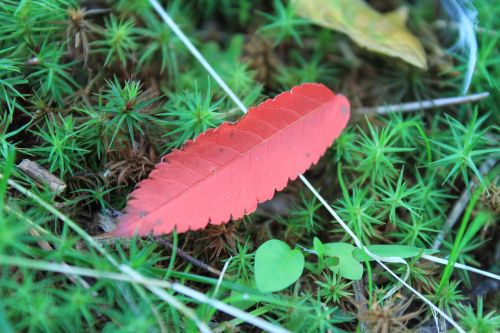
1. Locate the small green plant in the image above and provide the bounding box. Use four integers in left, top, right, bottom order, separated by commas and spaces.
225, 240, 255, 282
458, 297, 500, 333
161, 82, 224, 150
431, 110, 498, 188
258, 0, 308, 45
377, 169, 421, 224
335, 164, 383, 244
94, 17, 138, 67
352, 118, 414, 184
28, 115, 88, 178
74, 78, 164, 159
277, 190, 324, 239
314, 272, 352, 304
26, 41, 78, 105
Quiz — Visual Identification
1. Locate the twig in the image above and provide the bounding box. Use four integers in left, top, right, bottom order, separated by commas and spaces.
17, 159, 66, 194
356, 92, 490, 117
91, 233, 222, 276
353, 280, 369, 333
155, 237, 222, 276
432, 158, 497, 250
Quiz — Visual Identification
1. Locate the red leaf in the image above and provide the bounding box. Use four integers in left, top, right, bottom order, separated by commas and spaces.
114, 83, 350, 236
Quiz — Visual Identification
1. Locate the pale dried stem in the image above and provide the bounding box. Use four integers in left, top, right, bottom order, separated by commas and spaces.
353, 279, 369, 333
18, 159, 66, 194
356, 92, 490, 117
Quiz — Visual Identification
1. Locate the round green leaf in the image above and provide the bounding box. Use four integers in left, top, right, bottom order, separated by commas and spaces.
324, 242, 363, 280
254, 240, 305, 293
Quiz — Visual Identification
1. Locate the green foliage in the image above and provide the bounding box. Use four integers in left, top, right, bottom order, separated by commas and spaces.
0, 49, 26, 105
314, 272, 352, 304
94, 17, 138, 67
335, 164, 383, 244
27, 42, 78, 105
101, 78, 163, 148
434, 280, 466, 313
0, 0, 498, 331
226, 240, 254, 281
277, 52, 336, 88
458, 297, 500, 333
431, 110, 498, 188
352, 118, 414, 184
323, 242, 363, 280
258, 0, 308, 45
277, 190, 324, 238
254, 239, 305, 292
161, 82, 224, 150
28, 115, 88, 178
377, 169, 421, 224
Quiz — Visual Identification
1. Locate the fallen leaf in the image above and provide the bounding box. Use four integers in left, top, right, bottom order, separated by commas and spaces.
114, 83, 350, 236
293, 0, 427, 69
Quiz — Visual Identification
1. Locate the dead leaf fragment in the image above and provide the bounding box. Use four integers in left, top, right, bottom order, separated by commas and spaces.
293, 0, 427, 69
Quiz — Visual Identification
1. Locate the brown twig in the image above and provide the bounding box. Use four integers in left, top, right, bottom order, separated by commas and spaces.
155, 237, 222, 276
353, 279, 369, 333
17, 159, 66, 194
92, 233, 222, 276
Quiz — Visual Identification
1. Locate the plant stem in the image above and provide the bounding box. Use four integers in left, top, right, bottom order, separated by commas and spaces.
436, 186, 483, 297
432, 158, 497, 250
156, 237, 222, 276
356, 92, 490, 117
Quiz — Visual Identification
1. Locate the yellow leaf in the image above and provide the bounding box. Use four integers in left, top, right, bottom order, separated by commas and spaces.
292, 0, 427, 69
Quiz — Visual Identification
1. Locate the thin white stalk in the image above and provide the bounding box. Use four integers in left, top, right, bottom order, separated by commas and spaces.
171, 283, 290, 333
146, 3, 466, 331
375, 259, 464, 333
3, 175, 288, 333
0, 255, 290, 333
213, 257, 232, 298
148, 0, 247, 113
422, 255, 500, 281
119, 266, 212, 333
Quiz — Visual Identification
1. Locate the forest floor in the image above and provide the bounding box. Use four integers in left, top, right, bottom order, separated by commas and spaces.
0, 0, 499, 332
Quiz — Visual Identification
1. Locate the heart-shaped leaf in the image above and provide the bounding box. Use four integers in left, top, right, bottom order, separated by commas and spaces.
254, 240, 305, 292
324, 242, 363, 280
